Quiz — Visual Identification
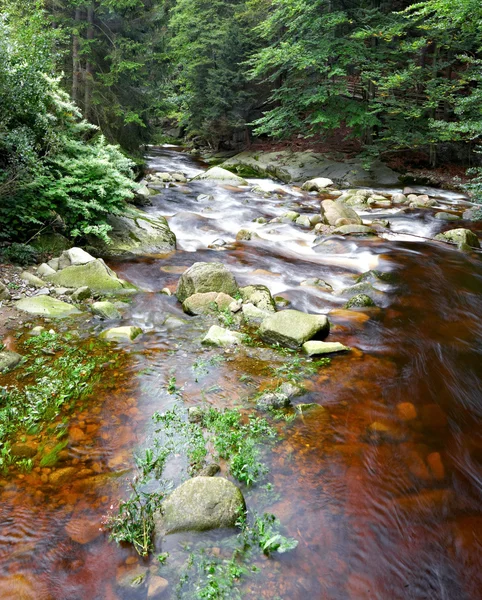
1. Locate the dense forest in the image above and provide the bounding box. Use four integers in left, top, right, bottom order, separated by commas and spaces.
1, 0, 482, 245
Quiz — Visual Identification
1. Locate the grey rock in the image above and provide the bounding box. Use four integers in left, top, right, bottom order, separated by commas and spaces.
176, 262, 238, 303
92, 301, 121, 320
295, 215, 312, 227
201, 326, 244, 347
344, 294, 377, 309
242, 303, 271, 324
158, 477, 245, 534
434, 212, 460, 221
391, 193, 407, 204
182, 292, 235, 315
59, 247, 96, 269
198, 463, 221, 477
259, 309, 330, 349
302, 341, 350, 355
16, 296, 82, 318
434, 228, 480, 249
301, 177, 334, 191
321, 200, 362, 226
239, 285, 275, 312
37, 263, 57, 277
256, 391, 291, 410
332, 224, 377, 236
0, 281, 11, 301
0, 351, 23, 372
100, 326, 142, 342
194, 166, 248, 186
20, 271, 47, 288
71, 286, 91, 302
300, 278, 333, 290
28, 326, 46, 337
47, 258, 60, 271
46, 259, 135, 293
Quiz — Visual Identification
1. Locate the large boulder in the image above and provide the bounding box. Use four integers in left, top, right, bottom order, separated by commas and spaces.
157, 477, 245, 534
16, 296, 82, 318
87, 209, 176, 257
194, 167, 248, 186
259, 309, 330, 349
239, 285, 276, 312
176, 262, 238, 303
321, 200, 362, 226
434, 228, 480, 250
0, 351, 22, 373
46, 259, 135, 293
182, 292, 235, 315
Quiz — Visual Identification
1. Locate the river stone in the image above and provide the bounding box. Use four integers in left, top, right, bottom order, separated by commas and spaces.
100, 326, 142, 342
296, 215, 312, 227
46, 259, 135, 293
236, 229, 259, 241
16, 296, 82, 317
87, 209, 176, 257
148, 576, 169, 598
58, 247, 96, 269
434, 212, 460, 221
259, 309, 330, 349
182, 292, 235, 315
198, 463, 221, 477
0, 351, 22, 372
344, 294, 376, 309
434, 228, 480, 249
49, 466, 77, 485
158, 477, 245, 534
331, 224, 377, 236
37, 263, 57, 278
201, 325, 244, 347
280, 211, 300, 223
194, 166, 248, 186
302, 341, 349, 355
321, 200, 362, 226
242, 303, 271, 324
20, 271, 47, 288
0, 281, 10, 301
239, 285, 276, 312
92, 301, 121, 320
256, 391, 291, 410
71, 286, 91, 302
176, 262, 238, 303
301, 177, 334, 192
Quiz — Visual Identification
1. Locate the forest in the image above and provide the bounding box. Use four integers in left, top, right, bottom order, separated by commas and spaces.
1, 0, 482, 246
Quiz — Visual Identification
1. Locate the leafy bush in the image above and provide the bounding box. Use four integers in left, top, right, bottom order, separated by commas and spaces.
0, 14, 136, 243
0, 243, 38, 265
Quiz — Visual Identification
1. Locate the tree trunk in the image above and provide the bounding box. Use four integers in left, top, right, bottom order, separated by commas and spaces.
72, 7, 82, 105
84, 4, 94, 121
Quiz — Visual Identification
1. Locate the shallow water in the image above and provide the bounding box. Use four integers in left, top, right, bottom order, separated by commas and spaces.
2, 147, 482, 599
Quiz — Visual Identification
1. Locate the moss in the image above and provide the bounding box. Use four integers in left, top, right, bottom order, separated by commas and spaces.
344, 294, 376, 309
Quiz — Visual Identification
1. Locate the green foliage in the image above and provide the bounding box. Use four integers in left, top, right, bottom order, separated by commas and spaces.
0, 243, 38, 265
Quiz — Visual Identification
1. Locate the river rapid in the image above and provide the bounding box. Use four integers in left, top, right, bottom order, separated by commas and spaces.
1, 146, 482, 599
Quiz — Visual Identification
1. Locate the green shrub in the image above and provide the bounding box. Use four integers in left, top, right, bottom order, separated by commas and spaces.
0, 243, 38, 265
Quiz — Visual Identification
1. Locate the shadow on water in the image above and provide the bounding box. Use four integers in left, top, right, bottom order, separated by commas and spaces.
1, 146, 482, 599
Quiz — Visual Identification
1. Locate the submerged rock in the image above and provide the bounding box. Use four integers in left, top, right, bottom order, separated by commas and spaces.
434, 228, 480, 250
16, 296, 82, 318
201, 325, 244, 347
302, 341, 349, 355
434, 212, 460, 221
100, 326, 142, 342
256, 391, 292, 410
182, 292, 235, 315
46, 259, 135, 293
157, 476, 245, 534
176, 262, 238, 303
331, 224, 377, 236
239, 285, 276, 312
321, 200, 362, 226
0, 351, 23, 372
87, 209, 176, 257
259, 309, 330, 349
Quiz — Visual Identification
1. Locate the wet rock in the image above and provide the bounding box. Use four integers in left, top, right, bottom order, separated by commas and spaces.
58, 247, 96, 269
188, 406, 204, 423
87, 209, 176, 257
239, 284, 276, 312
100, 326, 142, 342
391, 193, 407, 204
396, 402, 417, 421
434, 228, 480, 249
408, 194, 436, 208
49, 466, 77, 485
20, 271, 47, 288
37, 263, 57, 278
201, 326, 244, 347
182, 292, 235, 315
366, 421, 405, 443
280, 211, 300, 223
302, 341, 349, 355
198, 463, 221, 477
332, 224, 377, 236
344, 294, 377, 309
256, 391, 292, 410
148, 576, 169, 598
321, 200, 362, 226
158, 476, 245, 534
117, 565, 148, 589
0, 351, 23, 372
92, 301, 121, 320
300, 278, 333, 290
427, 452, 445, 480
339, 189, 371, 206
434, 212, 460, 221
194, 166, 248, 186
274, 296, 290, 308
176, 262, 238, 303
313, 237, 352, 254
259, 309, 330, 349
301, 177, 334, 191
28, 325, 46, 336
295, 403, 330, 422
295, 215, 312, 227
16, 296, 82, 318
236, 229, 259, 241
71, 286, 91, 302
242, 303, 271, 324
46, 259, 135, 293
65, 515, 102, 544
0, 281, 10, 301
11, 442, 38, 458
197, 193, 214, 202
313, 223, 336, 236
356, 270, 396, 284
164, 316, 187, 330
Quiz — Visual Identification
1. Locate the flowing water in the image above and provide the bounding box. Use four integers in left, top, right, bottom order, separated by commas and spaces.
1, 146, 482, 599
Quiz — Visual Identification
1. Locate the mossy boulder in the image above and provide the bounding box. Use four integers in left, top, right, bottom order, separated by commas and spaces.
239, 285, 276, 312
157, 477, 245, 534
434, 228, 480, 250
344, 294, 376, 309
87, 209, 176, 257
194, 166, 248, 186
259, 309, 330, 349
46, 259, 136, 293
16, 296, 82, 318
92, 301, 121, 320
176, 262, 238, 303
182, 292, 235, 315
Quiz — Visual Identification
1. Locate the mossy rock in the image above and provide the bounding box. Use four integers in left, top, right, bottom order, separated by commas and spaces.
176, 262, 238, 303
344, 294, 376, 309
31, 233, 71, 255
259, 309, 330, 349
46, 259, 136, 293
0, 351, 23, 372
16, 296, 82, 318
356, 270, 397, 284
